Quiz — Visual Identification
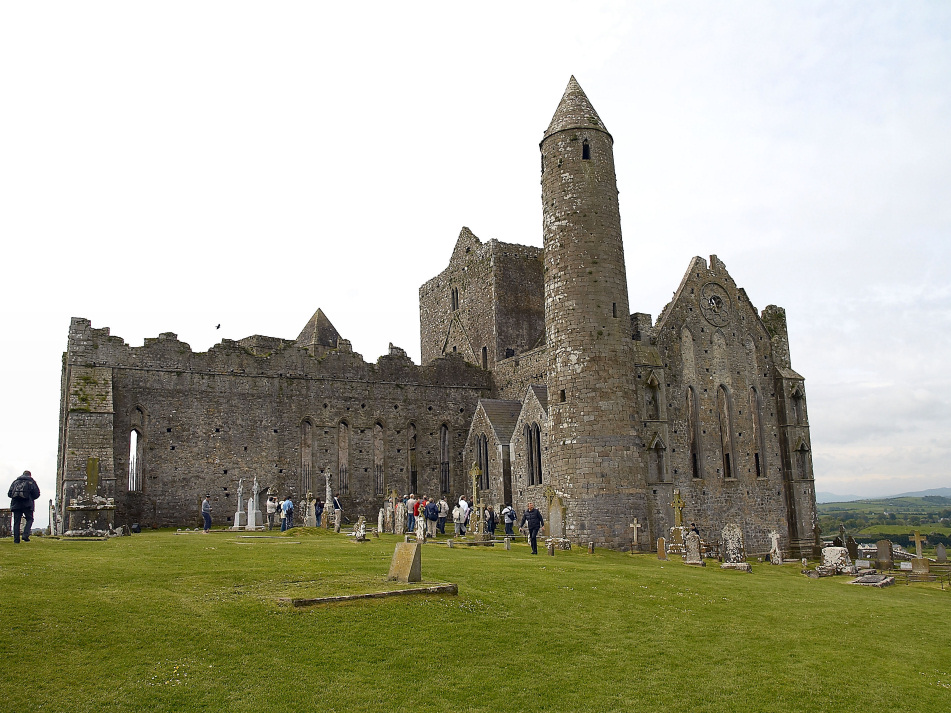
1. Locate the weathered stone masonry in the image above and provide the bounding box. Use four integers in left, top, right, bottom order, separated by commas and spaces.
57, 76, 817, 554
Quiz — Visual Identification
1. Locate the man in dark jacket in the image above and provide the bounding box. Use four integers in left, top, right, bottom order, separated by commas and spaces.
8, 470, 41, 543
520, 501, 545, 555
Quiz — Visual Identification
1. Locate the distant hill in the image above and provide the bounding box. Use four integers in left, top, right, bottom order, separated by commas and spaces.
892, 487, 951, 498
816, 492, 863, 504
816, 487, 951, 504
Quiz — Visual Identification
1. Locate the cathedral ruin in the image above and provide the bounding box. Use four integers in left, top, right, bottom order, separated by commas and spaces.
56, 77, 818, 555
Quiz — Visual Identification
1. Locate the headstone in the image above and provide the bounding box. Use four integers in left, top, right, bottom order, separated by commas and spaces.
415, 511, 427, 543
899, 561, 913, 571
547, 541, 555, 556
845, 536, 858, 561
387, 542, 421, 583
683, 531, 704, 566
353, 515, 367, 542
548, 496, 565, 538
936, 543, 947, 563
231, 478, 247, 529
855, 559, 871, 570
247, 496, 263, 530
657, 537, 667, 560
588, 542, 595, 555
908, 530, 926, 559
630, 518, 642, 552
721, 524, 745, 563
821, 546, 856, 575
832, 536, 844, 548
378, 508, 385, 534
394, 501, 407, 535
876, 539, 893, 570
302, 491, 317, 528
911, 557, 930, 574
768, 531, 783, 565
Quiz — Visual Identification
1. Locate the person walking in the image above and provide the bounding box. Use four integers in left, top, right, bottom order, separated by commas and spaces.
452, 503, 463, 536
265, 496, 278, 530
315, 498, 324, 528
8, 470, 40, 543
201, 494, 212, 533
520, 502, 544, 554
458, 496, 470, 536
406, 494, 417, 532
437, 496, 449, 534
485, 505, 497, 537
502, 504, 516, 536
424, 497, 439, 538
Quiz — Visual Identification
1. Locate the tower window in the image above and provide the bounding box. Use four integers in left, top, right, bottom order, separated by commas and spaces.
560, 389, 566, 403
482, 346, 488, 370
582, 140, 590, 160
612, 302, 617, 318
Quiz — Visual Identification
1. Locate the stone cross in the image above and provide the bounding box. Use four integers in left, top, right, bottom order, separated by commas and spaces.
469, 462, 484, 536
630, 518, 642, 551
670, 489, 685, 527
252, 477, 260, 507
235, 479, 244, 509
909, 530, 926, 559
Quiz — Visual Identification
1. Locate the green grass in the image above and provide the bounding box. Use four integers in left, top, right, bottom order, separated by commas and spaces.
3, 528, 949, 712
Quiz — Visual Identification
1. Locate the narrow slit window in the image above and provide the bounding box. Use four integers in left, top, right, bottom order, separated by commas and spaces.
582, 140, 590, 160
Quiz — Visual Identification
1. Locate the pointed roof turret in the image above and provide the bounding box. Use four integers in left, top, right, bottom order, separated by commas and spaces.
295, 308, 341, 350
543, 76, 611, 141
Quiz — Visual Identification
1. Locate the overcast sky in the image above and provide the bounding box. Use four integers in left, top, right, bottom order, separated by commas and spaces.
2, 1, 949, 526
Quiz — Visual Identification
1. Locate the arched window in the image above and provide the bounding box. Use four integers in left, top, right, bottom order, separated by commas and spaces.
648, 435, 667, 483
450, 287, 459, 312
439, 425, 450, 494
374, 422, 385, 496
300, 419, 314, 493
532, 424, 542, 485
476, 434, 490, 490
791, 386, 806, 425
749, 387, 766, 478
582, 139, 590, 160
407, 423, 418, 494
686, 386, 702, 479
337, 422, 350, 494
796, 441, 811, 480
525, 423, 542, 485
128, 429, 143, 492
645, 372, 661, 420
717, 385, 735, 479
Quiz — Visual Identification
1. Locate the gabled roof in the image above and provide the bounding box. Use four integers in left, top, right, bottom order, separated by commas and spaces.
295, 309, 340, 349
477, 399, 523, 444
544, 76, 610, 140
528, 384, 548, 413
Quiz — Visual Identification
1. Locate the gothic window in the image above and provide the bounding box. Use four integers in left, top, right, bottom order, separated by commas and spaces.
749, 387, 766, 478
582, 139, 590, 160
439, 424, 450, 494
301, 419, 314, 493
686, 386, 702, 479
128, 428, 143, 492
451, 287, 459, 312
791, 386, 806, 425
408, 423, 418, 494
525, 423, 542, 485
374, 422, 385, 496
648, 436, 667, 483
645, 372, 661, 420
717, 385, 736, 479
337, 421, 350, 495
476, 434, 490, 490
482, 346, 488, 370
796, 441, 811, 479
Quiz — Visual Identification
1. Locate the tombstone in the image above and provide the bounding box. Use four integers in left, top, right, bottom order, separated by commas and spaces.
302, 491, 317, 528
683, 531, 704, 566
387, 542, 421, 583
768, 531, 783, 565
908, 530, 929, 572
630, 518, 643, 552
394, 501, 407, 536
414, 511, 427, 543
936, 543, 947, 563
547, 541, 555, 556
845, 536, 858, 561
547, 496, 565, 538
721, 524, 745, 563
876, 539, 894, 570
899, 561, 913, 571
821, 546, 856, 575
588, 542, 595, 555
855, 559, 871, 570
378, 508, 385, 535
247, 496, 264, 530
231, 478, 247, 530
657, 537, 667, 560
832, 536, 844, 548
353, 516, 367, 542
849, 573, 894, 588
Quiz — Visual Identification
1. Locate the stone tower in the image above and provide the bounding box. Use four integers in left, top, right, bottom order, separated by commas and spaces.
541, 77, 646, 548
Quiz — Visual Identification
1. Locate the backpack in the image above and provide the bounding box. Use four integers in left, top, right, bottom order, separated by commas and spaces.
9, 478, 32, 500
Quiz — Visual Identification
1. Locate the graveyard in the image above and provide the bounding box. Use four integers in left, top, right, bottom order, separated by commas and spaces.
3, 528, 949, 713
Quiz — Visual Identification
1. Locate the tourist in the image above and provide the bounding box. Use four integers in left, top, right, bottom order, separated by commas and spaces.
502, 504, 516, 536
265, 496, 278, 530
201, 494, 212, 533
458, 495, 470, 535
689, 522, 700, 538
7, 470, 41, 543
485, 505, 497, 537
406, 493, 417, 532
315, 498, 324, 527
424, 496, 439, 537
520, 502, 544, 554
281, 496, 294, 530
452, 503, 463, 536
437, 496, 449, 534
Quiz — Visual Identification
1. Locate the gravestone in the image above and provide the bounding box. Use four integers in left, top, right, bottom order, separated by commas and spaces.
353, 516, 367, 542
768, 531, 783, 565
876, 539, 893, 570
394, 501, 407, 536
908, 530, 929, 572
387, 542, 421, 583
845, 536, 858, 561
630, 518, 643, 552
821, 546, 856, 575
548, 496, 565, 538
855, 559, 871, 570
324, 472, 333, 530
504, 537, 511, 551
547, 541, 555, 556
899, 561, 913, 571
378, 508, 385, 535
588, 542, 595, 554
832, 536, 843, 548
850, 574, 895, 588
657, 537, 667, 560
683, 531, 704, 566
936, 543, 947, 563
231, 479, 247, 529
414, 511, 427, 543
302, 491, 317, 528
720, 524, 751, 571
667, 490, 686, 555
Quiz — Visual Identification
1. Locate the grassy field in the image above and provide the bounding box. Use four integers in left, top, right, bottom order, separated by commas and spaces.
3, 528, 949, 712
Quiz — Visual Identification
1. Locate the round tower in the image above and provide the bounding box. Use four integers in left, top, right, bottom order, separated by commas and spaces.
541, 76, 646, 548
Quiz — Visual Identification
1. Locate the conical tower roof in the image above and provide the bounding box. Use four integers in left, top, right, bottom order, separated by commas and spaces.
295, 308, 340, 349
543, 76, 611, 140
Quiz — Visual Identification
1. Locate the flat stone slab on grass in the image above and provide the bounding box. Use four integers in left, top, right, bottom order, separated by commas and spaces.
278, 583, 458, 607
849, 574, 895, 588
